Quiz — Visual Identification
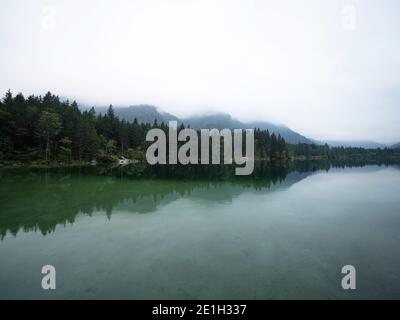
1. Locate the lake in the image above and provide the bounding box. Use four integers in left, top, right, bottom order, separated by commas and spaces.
0, 163, 400, 299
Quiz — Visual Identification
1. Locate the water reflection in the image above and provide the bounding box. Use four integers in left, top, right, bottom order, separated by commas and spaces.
0, 161, 396, 239
1, 161, 400, 299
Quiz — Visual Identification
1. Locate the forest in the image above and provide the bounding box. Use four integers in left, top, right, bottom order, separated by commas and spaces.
0, 91, 289, 164
291, 142, 400, 163
1, 90, 399, 167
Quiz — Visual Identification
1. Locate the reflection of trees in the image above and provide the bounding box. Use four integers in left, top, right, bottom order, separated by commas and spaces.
0, 160, 396, 239
291, 158, 399, 172
0, 162, 291, 239
292, 159, 399, 172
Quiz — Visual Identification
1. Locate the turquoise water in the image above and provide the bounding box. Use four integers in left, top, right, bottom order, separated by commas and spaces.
0, 164, 399, 299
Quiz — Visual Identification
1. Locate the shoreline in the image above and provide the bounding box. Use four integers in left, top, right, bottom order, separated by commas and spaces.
0, 160, 92, 169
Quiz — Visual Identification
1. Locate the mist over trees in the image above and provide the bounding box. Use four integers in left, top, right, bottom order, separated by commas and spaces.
0, 91, 289, 163
1, 90, 399, 166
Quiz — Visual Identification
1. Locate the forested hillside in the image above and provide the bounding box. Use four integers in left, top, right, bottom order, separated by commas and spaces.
92, 105, 313, 144
0, 91, 289, 163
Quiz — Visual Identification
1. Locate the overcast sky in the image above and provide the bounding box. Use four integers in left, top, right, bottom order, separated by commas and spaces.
1, 0, 399, 143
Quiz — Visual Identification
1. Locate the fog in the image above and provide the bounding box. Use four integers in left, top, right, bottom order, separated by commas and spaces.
0, 0, 399, 143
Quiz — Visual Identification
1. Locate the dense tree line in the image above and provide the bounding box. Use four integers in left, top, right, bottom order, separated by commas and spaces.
0, 91, 289, 163
290, 143, 400, 162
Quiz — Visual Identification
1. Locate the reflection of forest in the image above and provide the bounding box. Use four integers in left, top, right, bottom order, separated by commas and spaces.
0, 161, 396, 239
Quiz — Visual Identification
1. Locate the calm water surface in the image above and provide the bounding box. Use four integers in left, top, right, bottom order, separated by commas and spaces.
0, 164, 399, 299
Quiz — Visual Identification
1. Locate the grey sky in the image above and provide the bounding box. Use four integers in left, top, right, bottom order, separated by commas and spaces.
0, 0, 399, 143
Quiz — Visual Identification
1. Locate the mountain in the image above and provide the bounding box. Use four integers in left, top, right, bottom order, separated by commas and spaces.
85, 104, 395, 147
391, 142, 400, 149
93, 105, 314, 144
182, 113, 243, 130
182, 113, 313, 144
324, 140, 388, 149
244, 121, 313, 144
95, 105, 180, 124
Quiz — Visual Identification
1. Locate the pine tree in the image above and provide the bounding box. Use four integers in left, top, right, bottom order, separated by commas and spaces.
36, 111, 62, 161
